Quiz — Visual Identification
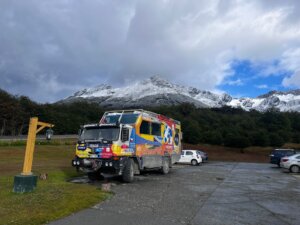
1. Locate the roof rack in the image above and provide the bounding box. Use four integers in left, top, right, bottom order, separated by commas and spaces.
100, 109, 180, 125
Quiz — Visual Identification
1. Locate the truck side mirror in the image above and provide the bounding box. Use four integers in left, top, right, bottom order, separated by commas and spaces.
46, 128, 54, 140
121, 128, 129, 142
78, 129, 82, 136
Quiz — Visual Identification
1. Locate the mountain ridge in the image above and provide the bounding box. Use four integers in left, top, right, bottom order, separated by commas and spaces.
62, 76, 300, 112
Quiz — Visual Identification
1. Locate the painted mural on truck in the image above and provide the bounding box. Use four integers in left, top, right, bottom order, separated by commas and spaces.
75, 110, 181, 160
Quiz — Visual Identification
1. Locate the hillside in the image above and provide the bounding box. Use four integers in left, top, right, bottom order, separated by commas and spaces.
1, 88, 300, 148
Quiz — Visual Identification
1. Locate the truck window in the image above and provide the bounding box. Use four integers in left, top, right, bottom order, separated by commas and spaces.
152, 123, 161, 136
120, 114, 139, 124
140, 121, 151, 135
80, 127, 120, 141
175, 128, 180, 146
103, 115, 120, 124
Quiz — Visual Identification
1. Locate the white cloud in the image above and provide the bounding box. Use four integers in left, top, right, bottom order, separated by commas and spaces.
226, 79, 243, 86
283, 71, 300, 87
255, 84, 269, 89
280, 48, 300, 72
278, 48, 300, 88
0, 0, 299, 102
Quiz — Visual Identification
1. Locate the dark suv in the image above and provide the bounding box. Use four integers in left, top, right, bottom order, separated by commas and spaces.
270, 149, 296, 167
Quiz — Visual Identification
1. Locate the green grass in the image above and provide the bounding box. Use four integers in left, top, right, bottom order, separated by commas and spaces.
0, 145, 111, 225
0, 139, 77, 147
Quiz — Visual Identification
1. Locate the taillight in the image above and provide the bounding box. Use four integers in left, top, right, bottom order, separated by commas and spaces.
282, 158, 289, 162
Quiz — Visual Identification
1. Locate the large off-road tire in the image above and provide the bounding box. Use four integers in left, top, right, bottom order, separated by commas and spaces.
161, 158, 170, 174
122, 158, 134, 183
290, 165, 300, 173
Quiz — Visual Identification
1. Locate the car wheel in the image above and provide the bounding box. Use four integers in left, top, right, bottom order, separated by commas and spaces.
191, 159, 198, 166
161, 158, 170, 174
290, 165, 300, 173
122, 158, 134, 183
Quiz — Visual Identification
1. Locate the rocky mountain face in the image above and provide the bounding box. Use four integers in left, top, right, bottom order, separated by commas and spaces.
62, 76, 300, 112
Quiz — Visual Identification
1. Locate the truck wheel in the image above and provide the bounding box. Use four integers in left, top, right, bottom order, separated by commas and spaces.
191, 159, 198, 166
290, 165, 300, 173
122, 158, 134, 183
161, 158, 170, 174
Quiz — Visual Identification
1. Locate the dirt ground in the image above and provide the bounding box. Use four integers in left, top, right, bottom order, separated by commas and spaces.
182, 143, 300, 163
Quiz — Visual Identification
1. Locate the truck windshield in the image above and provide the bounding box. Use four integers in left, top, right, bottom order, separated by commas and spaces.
80, 127, 119, 141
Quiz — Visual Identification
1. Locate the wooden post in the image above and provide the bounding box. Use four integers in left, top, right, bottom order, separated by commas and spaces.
14, 117, 54, 193
22, 117, 38, 175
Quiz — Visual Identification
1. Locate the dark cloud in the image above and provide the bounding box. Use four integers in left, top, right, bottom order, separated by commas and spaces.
0, 0, 299, 102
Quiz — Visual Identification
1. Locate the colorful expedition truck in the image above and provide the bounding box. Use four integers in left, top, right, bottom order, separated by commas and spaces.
72, 109, 182, 182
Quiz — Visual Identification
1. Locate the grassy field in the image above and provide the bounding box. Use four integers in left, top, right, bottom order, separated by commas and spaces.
0, 144, 110, 225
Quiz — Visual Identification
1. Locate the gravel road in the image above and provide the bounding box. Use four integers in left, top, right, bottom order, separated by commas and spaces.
49, 162, 300, 225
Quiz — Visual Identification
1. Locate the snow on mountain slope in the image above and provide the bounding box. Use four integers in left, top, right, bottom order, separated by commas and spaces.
63, 76, 300, 112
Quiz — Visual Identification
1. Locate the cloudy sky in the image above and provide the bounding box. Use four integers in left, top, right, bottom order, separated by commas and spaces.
0, 0, 300, 102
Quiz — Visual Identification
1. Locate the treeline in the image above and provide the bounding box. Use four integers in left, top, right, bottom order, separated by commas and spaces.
0, 89, 104, 135
1, 89, 300, 148
151, 104, 300, 148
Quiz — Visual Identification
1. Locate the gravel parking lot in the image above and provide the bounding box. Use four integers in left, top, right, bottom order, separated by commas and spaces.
50, 162, 300, 225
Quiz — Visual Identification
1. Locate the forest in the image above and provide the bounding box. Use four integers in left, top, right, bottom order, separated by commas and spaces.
1, 88, 300, 148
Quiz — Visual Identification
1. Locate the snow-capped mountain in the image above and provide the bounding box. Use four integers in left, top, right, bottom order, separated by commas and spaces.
62, 76, 300, 112
229, 91, 300, 112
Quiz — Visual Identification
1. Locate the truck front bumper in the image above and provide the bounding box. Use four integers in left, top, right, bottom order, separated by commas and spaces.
72, 157, 125, 175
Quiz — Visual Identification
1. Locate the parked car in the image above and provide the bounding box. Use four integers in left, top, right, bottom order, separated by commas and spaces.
197, 150, 208, 162
280, 154, 300, 173
269, 149, 296, 167
178, 150, 202, 166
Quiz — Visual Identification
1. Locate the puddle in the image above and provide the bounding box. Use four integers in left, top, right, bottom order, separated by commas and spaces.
69, 176, 90, 184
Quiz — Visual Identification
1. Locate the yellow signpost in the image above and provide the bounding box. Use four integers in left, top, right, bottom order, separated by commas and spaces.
13, 117, 54, 193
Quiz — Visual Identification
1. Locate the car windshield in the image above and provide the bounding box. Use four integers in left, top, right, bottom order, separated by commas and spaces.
80, 127, 120, 141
